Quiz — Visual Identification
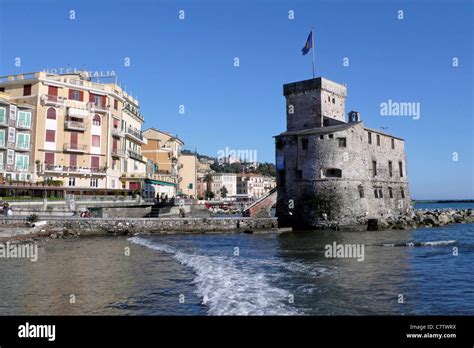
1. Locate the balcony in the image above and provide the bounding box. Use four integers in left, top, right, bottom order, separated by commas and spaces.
15, 142, 31, 151
63, 143, 87, 153
89, 102, 108, 113
112, 128, 125, 137
112, 148, 127, 158
123, 103, 143, 120
64, 120, 86, 131
44, 164, 107, 175
41, 94, 66, 106
125, 127, 146, 144
14, 164, 29, 172
16, 119, 31, 129
128, 149, 144, 162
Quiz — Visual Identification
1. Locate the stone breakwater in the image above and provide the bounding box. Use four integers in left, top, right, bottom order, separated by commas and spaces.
24, 217, 279, 238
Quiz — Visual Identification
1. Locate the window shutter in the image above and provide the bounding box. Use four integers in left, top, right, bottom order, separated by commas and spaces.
79, 91, 84, 101
102, 96, 107, 107
68, 89, 73, 99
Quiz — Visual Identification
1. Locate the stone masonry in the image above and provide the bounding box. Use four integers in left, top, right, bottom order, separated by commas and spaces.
275, 77, 411, 228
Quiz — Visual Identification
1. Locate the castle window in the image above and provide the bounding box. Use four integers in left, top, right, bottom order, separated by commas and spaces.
379, 188, 383, 198
368, 132, 372, 144
319, 135, 324, 140
372, 161, 377, 177
328, 134, 334, 139
376, 134, 381, 146
321, 168, 342, 178
332, 97, 335, 104
391, 138, 395, 149
399, 161, 403, 177
358, 186, 365, 198
388, 161, 393, 177
401, 188, 405, 198
374, 189, 378, 198
328, 96, 331, 102
389, 187, 393, 198
338, 138, 346, 148
374, 187, 383, 198
301, 138, 308, 150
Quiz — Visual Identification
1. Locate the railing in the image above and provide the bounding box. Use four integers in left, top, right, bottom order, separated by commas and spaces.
126, 127, 144, 141
14, 165, 29, 172
123, 103, 143, 120
16, 119, 31, 129
41, 94, 66, 105
112, 148, 127, 157
90, 102, 108, 112
128, 149, 143, 161
15, 142, 30, 151
44, 164, 107, 174
64, 120, 86, 131
0, 72, 38, 83
112, 128, 125, 137
63, 143, 87, 152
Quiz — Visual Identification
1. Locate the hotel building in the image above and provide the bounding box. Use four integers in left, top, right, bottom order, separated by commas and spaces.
0, 71, 147, 191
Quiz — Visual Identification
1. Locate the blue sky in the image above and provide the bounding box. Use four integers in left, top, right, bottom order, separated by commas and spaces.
0, 0, 472, 199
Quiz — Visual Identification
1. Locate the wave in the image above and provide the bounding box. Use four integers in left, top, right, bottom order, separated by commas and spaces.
381, 240, 457, 247
128, 236, 300, 315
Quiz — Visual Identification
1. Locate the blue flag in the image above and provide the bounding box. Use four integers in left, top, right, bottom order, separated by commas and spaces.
301, 31, 313, 55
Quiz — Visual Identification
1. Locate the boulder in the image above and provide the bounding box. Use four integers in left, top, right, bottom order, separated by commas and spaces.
453, 214, 464, 223
422, 215, 440, 226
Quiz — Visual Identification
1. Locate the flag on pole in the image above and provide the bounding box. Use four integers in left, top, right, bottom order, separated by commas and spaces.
301, 31, 313, 55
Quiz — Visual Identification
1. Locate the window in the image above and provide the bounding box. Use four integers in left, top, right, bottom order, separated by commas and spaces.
296, 169, 303, 179
301, 138, 308, 150
328, 96, 330, 102
70, 154, 77, 167
92, 135, 100, 147
399, 161, 403, 177
358, 186, 365, 198
376, 134, 380, 146
91, 156, 100, 169
319, 135, 324, 140
328, 134, 334, 139
368, 132, 372, 144
46, 129, 55, 142
7, 149, 14, 165
374, 187, 383, 199
278, 170, 285, 188
0, 87, 4, 92
401, 188, 405, 198
374, 189, 378, 198
332, 97, 335, 104
391, 138, 395, 149
389, 187, 393, 198
388, 161, 393, 177
45, 152, 55, 165
23, 84, 32, 96
46, 107, 56, 120
0, 129, 5, 146
93, 114, 101, 126
69, 89, 82, 101
16, 133, 30, 149
48, 86, 58, 97
322, 168, 342, 178
338, 138, 346, 148
90, 178, 98, 188
17, 111, 31, 128
372, 161, 377, 177
68, 177, 76, 187
114, 99, 118, 110
8, 127, 15, 143
0, 107, 5, 122
15, 154, 29, 171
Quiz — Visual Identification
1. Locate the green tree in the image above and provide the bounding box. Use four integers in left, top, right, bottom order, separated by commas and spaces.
220, 185, 228, 198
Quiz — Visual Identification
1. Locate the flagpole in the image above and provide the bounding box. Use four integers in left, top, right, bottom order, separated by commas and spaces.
311, 28, 315, 78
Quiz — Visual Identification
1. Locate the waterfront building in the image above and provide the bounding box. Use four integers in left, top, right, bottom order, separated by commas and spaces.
0, 71, 147, 191
211, 173, 237, 198
275, 77, 411, 227
178, 153, 197, 198
0, 91, 35, 182
237, 173, 276, 199
143, 158, 177, 200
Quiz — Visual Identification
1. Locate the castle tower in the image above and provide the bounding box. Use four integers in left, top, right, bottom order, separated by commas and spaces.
283, 77, 347, 132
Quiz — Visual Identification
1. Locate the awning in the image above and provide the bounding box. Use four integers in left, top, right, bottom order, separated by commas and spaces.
145, 179, 176, 186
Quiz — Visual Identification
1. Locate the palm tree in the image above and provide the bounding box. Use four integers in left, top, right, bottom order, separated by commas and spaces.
203, 173, 213, 197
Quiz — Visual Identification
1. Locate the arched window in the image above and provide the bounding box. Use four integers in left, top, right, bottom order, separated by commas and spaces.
93, 114, 101, 126
46, 108, 56, 120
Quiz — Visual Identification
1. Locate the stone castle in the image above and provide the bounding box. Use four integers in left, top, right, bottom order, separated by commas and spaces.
275, 77, 412, 228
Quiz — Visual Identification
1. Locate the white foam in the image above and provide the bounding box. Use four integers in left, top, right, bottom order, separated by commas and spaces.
421, 240, 457, 246
128, 236, 300, 315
